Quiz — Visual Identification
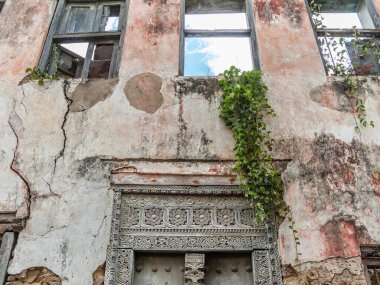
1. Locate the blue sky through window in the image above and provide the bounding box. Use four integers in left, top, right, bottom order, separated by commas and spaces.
184, 13, 252, 76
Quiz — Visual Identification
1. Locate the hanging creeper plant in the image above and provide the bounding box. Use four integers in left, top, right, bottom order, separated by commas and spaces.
219, 66, 301, 260
219, 66, 286, 223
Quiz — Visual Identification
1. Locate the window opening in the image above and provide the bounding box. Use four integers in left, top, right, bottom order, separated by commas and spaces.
181, 0, 256, 76
101, 5, 121, 31
361, 245, 380, 285
40, 0, 127, 79
185, 37, 252, 76
309, 0, 380, 75
88, 44, 114, 78
185, 13, 248, 30
55, 42, 88, 77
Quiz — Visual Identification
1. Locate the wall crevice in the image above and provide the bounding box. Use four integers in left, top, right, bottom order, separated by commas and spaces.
8, 98, 30, 220
52, 80, 72, 176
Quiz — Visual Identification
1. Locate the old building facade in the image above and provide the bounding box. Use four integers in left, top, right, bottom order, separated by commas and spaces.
0, 0, 380, 284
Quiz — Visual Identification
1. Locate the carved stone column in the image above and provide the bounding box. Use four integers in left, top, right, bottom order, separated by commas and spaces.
252, 250, 272, 285
185, 253, 205, 285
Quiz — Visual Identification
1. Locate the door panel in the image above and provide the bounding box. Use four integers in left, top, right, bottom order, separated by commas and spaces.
204, 253, 253, 285
134, 253, 185, 285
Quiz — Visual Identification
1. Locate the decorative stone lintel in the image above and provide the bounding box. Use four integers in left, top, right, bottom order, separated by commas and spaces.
185, 253, 205, 285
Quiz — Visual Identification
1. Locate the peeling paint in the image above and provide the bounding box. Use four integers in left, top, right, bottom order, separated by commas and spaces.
124, 73, 163, 113
283, 257, 367, 285
69, 79, 118, 112
175, 76, 219, 100
92, 263, 105, 285
255, 0, 304, 28
6, 267, 61, 285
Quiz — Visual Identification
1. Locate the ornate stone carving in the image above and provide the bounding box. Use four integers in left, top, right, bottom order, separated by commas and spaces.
105, 191, 122, 285
118, 234, 268, 250
193, 208, 212, 226
105, 186, 282, 285
217, 208, 235, 226
144, 208, 164, 226
118, 185, 243, 196
124, 207, 139, 226
120, 194, 260, 229
169, 208, 187, 226
240, 208, 255, 226
185, 253, 205, 285
115, 249, 134, 285
252, 250, 272, 285
122, 194, 249, 207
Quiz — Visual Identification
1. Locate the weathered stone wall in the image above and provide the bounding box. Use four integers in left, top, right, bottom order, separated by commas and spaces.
0, 0, 379, 284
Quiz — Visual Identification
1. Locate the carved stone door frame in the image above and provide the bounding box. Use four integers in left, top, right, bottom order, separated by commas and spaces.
104, 185, 283, 285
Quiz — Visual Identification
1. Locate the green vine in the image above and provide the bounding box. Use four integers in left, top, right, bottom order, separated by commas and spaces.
25, 44, 60, 86
25, 66, 59, 86
219, 66, 301, 260
219, 67, 283, 222
310, 0, 378, 130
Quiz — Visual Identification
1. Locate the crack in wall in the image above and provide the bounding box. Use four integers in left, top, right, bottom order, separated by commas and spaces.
40, 176, 61, 198
91, 214, 107, 247
8, 98, 31, 220
52, 80, 72, 175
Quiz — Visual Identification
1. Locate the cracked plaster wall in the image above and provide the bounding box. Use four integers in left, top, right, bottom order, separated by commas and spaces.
0, 0, 379, 284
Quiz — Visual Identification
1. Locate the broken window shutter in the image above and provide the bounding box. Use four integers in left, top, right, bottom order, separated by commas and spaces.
100, 6, 111, 31
60, 5, 97, 33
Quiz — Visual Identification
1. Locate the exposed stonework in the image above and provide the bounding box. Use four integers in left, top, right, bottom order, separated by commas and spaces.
310, 81, 356, 113
69, 79, 119, 112
124, 73, 163, 113
174, 77, 219, 100
279, 134, 380, 263
283, 257, 367, 285
309, 78, 380, 113
93, 263, 105, 285
6, 267, 61, 285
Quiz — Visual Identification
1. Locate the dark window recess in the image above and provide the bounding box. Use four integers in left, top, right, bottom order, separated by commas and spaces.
88, 44, 113, 78
180, 0, 258, 76
361, 245, 380, 285
100, 5, 120, 31
308, 0, 380, 75
56, 44, 85, 78
39, 0, 126, 79
346, 39, 380, 74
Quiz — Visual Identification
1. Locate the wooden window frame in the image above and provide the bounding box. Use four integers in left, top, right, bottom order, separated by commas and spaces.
305, 0, 380, 75
39, 0, 129, 79
0, 0, 5, 13
178, 0, 260, 76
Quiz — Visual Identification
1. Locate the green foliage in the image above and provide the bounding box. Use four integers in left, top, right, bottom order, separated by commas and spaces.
310, 0, 378, 130
25, 66, 59, 86
219, 66, 286, 223
288, 214, 301, 261
219, 67, 301, 260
